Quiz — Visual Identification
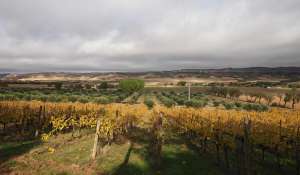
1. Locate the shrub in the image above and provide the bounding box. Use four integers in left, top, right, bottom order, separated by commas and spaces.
234, 102, 242, 108
68, 96, 78, 103
24, 95, 32, 101
157, 94, 175, 107
15, 93, 25, 100
39, 95, 48, 102
259, 104, 269, 111
144, 98, 154, 109
213, 100, 221, 107
84, 84, 92, 89
185, 99, 206, 108
163, 98, 175, 107
98, 82, 109, 89
118, 94, 129, 102
242, 103, 268, 112
223, 103, 234, 110
173, 96, 185, 105
78, 97, 89, 103
54, 82, 63, 90
48, 95, 62, 102
177, 81, 187, 86
94, 97, 111, 104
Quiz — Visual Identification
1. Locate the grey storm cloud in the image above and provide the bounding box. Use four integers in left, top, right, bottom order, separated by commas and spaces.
0, 0, 300, 72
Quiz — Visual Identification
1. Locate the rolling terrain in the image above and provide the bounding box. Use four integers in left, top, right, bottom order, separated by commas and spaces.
1, 67, 300, 86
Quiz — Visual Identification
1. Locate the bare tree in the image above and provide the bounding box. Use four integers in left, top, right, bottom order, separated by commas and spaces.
265, 95, 274, 106
284, 88, 300, 109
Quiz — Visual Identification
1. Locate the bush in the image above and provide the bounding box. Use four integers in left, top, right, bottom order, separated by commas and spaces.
98, 82, 109, 89
0, 94, 17, 101
259, 105, 269, 111
48, 95, 62, 102
242, 103, 268, 112
118, 94, 129, 102
213, 100, 221, 107
234, 102, 242, 108
157, 95, 175, 107
68, 96, 78, 103
185, 99, 206, 108
54, 82, 63, 90
15, 93, 25, 100
173, 96, 185, 105
94, 97, 111, 104
0, 94, 4, 101
78, 97, 89, 103
163, 98, 175, 108
177, 81, 187, 86
39, 95, 48, 102
24, 95, 32, 101
223, 103, 235, 110
144, 98, 154, 109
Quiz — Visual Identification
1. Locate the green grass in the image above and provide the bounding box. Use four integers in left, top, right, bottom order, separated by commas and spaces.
0, 140, 40, 163
0, 130, 225, 175
2, 130, 296, 175
2, 127, 295, 175
161, 144, 223, 175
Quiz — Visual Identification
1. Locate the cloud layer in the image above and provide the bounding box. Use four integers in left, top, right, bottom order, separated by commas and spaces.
0, 0, 300, 72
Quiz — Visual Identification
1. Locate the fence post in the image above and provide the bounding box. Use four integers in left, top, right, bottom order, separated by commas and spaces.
91, 119, 101, 160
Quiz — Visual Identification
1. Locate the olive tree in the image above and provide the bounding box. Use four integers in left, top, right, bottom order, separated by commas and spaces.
119, 79, 145, 93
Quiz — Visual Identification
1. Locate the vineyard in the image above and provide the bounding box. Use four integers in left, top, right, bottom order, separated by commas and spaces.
0, 100, 300, 174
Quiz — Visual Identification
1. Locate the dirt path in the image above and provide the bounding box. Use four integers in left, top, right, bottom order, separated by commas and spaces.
122, 92, 138, 103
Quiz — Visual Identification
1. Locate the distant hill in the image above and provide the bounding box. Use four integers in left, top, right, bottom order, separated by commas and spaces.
178, 67, 300, 73
1, 67, 300, 82
0, 74, 9, 79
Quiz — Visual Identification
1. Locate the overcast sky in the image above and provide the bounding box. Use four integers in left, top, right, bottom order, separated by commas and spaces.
0, 0, 300, 72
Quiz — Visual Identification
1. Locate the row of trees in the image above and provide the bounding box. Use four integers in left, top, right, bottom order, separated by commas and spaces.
208, 86, 300, 109
208, 86, 242, 99
247, 88, 300, 108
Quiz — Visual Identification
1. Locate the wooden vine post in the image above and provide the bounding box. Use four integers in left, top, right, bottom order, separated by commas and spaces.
223, 143, 230, 169
149, 113, 163, 170
215, 116, 221, 166
91, 119, 101, 160
35, 105, 43, 137
235, 135, 243, 175
243, 116, 252, 175
296, 126, 300, 175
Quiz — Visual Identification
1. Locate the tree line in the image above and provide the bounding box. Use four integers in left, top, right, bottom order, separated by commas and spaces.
208, 86, 300, 109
